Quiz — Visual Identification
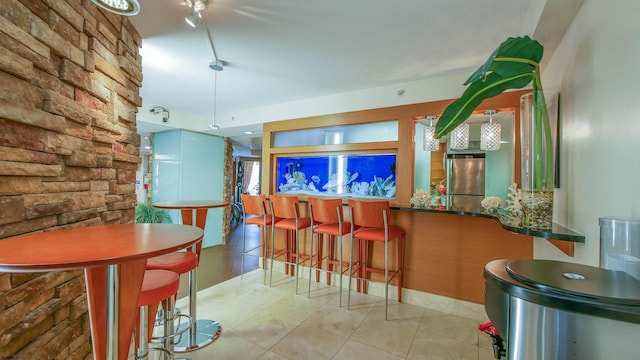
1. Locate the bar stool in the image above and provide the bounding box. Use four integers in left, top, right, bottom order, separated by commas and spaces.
240, 194, 279, 284
134, 269, 180, 359
145, 248, 215, 351
269, 194, 311, 292
307, 197, 354, 304
347, 198, 405, 320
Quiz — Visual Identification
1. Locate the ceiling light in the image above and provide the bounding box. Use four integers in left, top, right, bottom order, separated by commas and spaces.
185, 6, 201, 28
481, 110, 501, 151
244, 131, 253, 135
91, 0, 140, 16
423, 116, 439, 151
450, 123, 469, 150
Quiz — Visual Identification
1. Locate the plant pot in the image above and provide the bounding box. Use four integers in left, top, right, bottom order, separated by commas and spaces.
520, 91, 557, 230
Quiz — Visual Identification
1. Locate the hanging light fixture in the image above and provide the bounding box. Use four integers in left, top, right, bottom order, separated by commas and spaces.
480, 109, 501, 150
450, 123, 470, 150
185, 5, 202, 28
184, 0, 207, 27
423, 116, 440, 151
208, 60, 223, 130
91, 0, 140, 16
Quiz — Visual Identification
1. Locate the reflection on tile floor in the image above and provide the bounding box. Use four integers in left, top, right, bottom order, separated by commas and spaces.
174, 269, 498, 360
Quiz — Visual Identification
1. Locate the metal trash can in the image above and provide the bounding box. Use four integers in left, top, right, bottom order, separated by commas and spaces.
600, 217, 640, 280
484, 259, 640, 360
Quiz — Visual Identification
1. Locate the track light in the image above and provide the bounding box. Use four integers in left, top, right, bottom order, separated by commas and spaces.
185, 6, 201, 28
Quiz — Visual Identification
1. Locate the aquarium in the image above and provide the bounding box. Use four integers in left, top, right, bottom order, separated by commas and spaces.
276, 153, 397, 198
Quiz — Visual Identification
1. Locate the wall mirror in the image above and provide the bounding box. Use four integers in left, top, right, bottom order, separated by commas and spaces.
413, 110, 516, 208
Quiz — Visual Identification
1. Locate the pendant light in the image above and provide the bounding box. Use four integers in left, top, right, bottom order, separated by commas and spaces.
423, 116, 440, 151
480, 110, 501, 150
208, 61, 222, 130
450, 123, 470, 150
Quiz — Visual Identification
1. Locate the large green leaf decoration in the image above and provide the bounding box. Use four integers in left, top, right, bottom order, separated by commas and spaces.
435, 36, 544, 139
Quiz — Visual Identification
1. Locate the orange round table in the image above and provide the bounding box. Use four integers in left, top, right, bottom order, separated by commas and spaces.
152, 200, 230, 351
0, 223, 204, 360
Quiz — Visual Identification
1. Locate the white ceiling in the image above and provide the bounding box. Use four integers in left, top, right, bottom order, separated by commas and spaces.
129, 0, 583, 154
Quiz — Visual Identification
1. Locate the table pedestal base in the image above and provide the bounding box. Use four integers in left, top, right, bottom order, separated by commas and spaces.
174, 319, 222, 352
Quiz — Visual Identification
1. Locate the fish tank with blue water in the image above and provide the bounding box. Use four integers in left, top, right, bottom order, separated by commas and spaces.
276, 153, 396, 198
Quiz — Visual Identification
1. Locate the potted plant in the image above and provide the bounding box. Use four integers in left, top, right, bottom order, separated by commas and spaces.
135, 202, 169, 223
435, 36, 554, 229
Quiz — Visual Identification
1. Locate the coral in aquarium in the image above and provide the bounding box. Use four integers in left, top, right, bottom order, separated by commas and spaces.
322, 171, 359, 193
366, 175, 396, 198
278, 171, 319, 193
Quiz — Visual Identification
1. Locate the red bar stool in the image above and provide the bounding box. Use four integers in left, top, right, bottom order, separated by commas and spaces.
347, 198, 405, 320
240, 194, 279, 284
269, 194, 311, 292
134, 269, 180, 359
145, 248, 213, 351
308, 197, 355, 304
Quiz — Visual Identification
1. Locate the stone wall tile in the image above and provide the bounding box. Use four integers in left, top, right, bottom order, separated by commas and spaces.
96, 154, 113, 167
30, 17, 71, 60
0, 215, 57, 238
48, 10, 79, 48
0, 14, 49, 58
41, 181, 91, 193
0, 197, 25, 225
43, 90, 92, 125
100, 168, 116, 180
88, 35, 118, 66
0, 72, 45, 109
0, 177, 43, 195
116, 93, 138, 122
0, 119, 55, 153
42, 0, 84, 32
93, 48, 126, 85
0, 145, 58, 165
33, 67, 74, 98
116, 80, 142, 107
118, 54, 142, 86
57, 208, 99, 226
25, 199, 74, 219
64, 120, 93, 139
0, 0, 32, 31
0, 160, 62, 177
0, 99, 67, 133
65, 150, 98, 167
0, 43, 33, 81
90, 180, 109, 192
60, 57, 90, 90
0, 273, 10, 291
100, 210, 121, 222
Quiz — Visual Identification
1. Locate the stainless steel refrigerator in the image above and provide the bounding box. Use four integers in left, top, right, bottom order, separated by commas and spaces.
447, 156, 485, 212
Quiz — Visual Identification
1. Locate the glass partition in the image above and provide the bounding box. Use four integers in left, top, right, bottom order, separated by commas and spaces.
272, 121, 398, 147
276, 153, 396, 198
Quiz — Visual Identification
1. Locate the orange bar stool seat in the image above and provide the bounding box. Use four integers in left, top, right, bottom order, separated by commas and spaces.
240, 194, 280, 284
134, 269, 180, 359
347, 198, 405, 320
269, 194, 311, 292
146, 249, 213, 351
308, 197, 355, 304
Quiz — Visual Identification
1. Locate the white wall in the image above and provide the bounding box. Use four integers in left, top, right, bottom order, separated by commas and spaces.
537, 0, 640, 265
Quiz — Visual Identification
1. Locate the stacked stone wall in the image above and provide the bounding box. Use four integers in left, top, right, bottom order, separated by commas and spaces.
0, 1, 142, 358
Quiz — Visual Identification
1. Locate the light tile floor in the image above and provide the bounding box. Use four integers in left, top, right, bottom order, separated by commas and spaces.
172, 269, 498, 360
